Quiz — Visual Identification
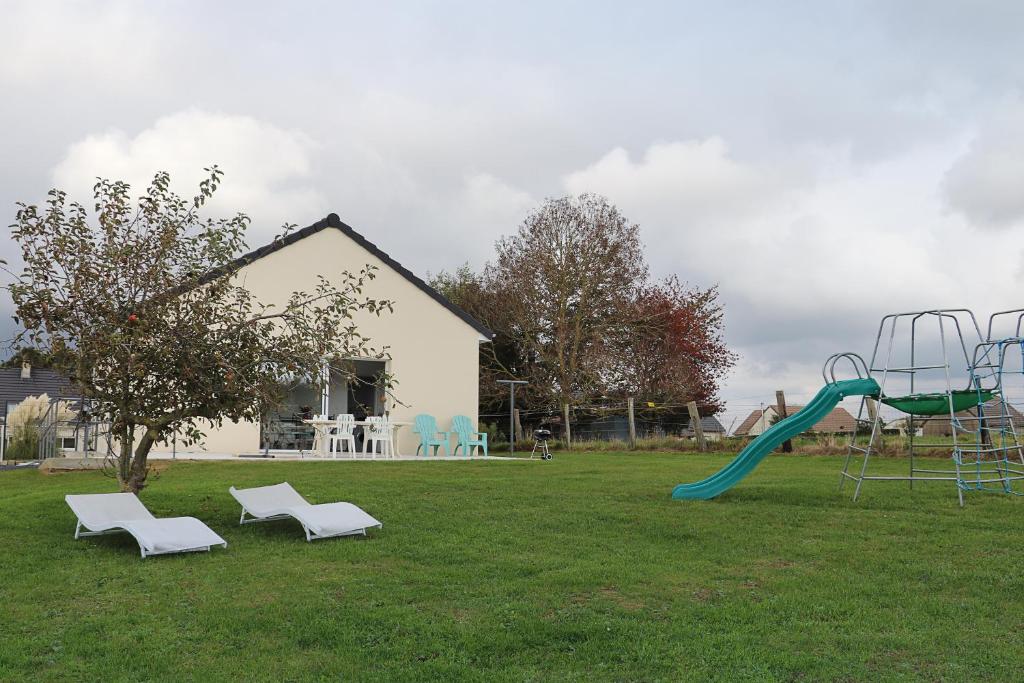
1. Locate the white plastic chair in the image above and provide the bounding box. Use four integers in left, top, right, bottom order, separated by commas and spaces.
364, 416, 394, 459
328, 414, 357, 458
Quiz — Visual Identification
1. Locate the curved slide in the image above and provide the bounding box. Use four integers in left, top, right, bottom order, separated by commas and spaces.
672, 377, 881, 500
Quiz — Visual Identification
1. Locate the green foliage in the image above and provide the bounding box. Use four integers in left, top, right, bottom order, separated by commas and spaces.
4, 430, 38, 460
7, 168, 393, 492
0, 455, 1020, 680
479, 420, 501, 446
1, 347, 65, 370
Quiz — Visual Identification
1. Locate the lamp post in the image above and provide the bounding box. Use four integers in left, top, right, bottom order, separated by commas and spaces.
496, 380, 528, 457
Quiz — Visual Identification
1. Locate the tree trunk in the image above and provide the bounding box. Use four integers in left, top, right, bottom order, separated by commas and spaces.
124, 428, 158, 494
117, 421, 135, 491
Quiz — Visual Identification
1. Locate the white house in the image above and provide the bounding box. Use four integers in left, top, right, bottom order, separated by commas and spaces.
152, 213, 491, 457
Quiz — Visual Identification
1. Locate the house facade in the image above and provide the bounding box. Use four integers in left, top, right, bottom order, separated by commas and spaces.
0, 364, 79, 458
152, 213, 491, 457
0, 364, 75, 419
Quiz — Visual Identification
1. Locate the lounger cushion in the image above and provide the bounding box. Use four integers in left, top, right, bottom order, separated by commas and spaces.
121, 517, 227, 554
66, 492, 156, 527
230, 482, 309, 517
295, 502, 382, 536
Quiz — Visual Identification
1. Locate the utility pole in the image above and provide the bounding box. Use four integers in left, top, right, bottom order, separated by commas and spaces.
865, 397, 881, 451
497, 380, 528, 457
563, 403, 572, 449
687, 401, 707, 452
775, 390, 792, 453
627, 397, 637, 449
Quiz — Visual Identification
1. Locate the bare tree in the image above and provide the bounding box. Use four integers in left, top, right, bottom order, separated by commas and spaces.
487, 194, 648, 407
610, 277, 735, 413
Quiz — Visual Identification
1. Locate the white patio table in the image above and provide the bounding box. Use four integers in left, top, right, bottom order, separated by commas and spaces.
301, 418, 413, 458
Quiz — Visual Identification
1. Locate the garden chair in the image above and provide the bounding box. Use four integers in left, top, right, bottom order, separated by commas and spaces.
328, 413, 357, 458
413, 414, 449, 456
364, 416, 395, 459
450, 415, 488, 457
65, 492, 227, 559
229, 482, 381, 542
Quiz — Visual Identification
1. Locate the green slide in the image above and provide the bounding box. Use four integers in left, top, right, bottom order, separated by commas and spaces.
672, 377, 881, 500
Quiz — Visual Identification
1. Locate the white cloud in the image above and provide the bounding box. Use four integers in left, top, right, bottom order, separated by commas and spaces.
0, 1, 159, 84
559, 136, 1024, 416
450, 172, 535, 237
942, 99, 1024, 227
52, 109, 325, 238
564, 139, 790, 226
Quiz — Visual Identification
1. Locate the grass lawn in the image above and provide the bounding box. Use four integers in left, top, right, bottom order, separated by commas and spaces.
2, 452, 1022, 681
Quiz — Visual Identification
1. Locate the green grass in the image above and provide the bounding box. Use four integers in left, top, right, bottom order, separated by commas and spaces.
2, 452, 1022, 681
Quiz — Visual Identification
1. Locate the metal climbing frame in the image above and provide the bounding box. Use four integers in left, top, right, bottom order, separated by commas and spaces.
968, 309, 1024, 489
838, 309, 1024, 506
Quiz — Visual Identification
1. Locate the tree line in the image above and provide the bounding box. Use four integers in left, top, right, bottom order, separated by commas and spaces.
429, 193, 736, 421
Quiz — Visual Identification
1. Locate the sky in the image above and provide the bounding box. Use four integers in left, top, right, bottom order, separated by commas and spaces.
2, 1, 1024, 431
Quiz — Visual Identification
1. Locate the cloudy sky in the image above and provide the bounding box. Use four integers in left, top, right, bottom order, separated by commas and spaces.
3, 1, 1024, 429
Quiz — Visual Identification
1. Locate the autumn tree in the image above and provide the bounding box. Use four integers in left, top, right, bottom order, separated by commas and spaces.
435, 195, 736, 420
611, 276, 735, 413
7, 168, 391, 492
486, 194, 648, 408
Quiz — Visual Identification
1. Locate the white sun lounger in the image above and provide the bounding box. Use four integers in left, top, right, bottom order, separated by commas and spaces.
65, 492, 228, 559
229, 482, 382, 542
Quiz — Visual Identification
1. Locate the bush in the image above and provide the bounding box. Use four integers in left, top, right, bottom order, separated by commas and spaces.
3, 394, 75, 462
480, 421, 502, 446
5, 430, 39, 461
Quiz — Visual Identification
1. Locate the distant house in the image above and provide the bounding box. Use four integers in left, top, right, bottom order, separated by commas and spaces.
0, 363, 76, 419
0, 363, 78, 455
684, 415, 727, 441
921, 400, 1024, 437
734, 404, 856, 436
883, 418, 921, 437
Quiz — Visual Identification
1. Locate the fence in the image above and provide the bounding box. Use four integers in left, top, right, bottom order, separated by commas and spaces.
477, 388, 907, 453
479, 398, 726, 451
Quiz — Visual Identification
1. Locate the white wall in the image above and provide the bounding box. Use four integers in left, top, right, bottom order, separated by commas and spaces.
152, 226, 483, 455
746, 408, 776, 436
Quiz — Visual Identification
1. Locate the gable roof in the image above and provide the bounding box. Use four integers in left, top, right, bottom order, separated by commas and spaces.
734, 409, 766, 436
692, 415, 726, 433
210, 214, 494, 339
734, 404, 857, 435
802, 406, 856, 433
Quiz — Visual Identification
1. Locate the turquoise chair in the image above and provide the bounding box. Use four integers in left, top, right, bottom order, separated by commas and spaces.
450, 415, 488, 457
413, 414, 449, 456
